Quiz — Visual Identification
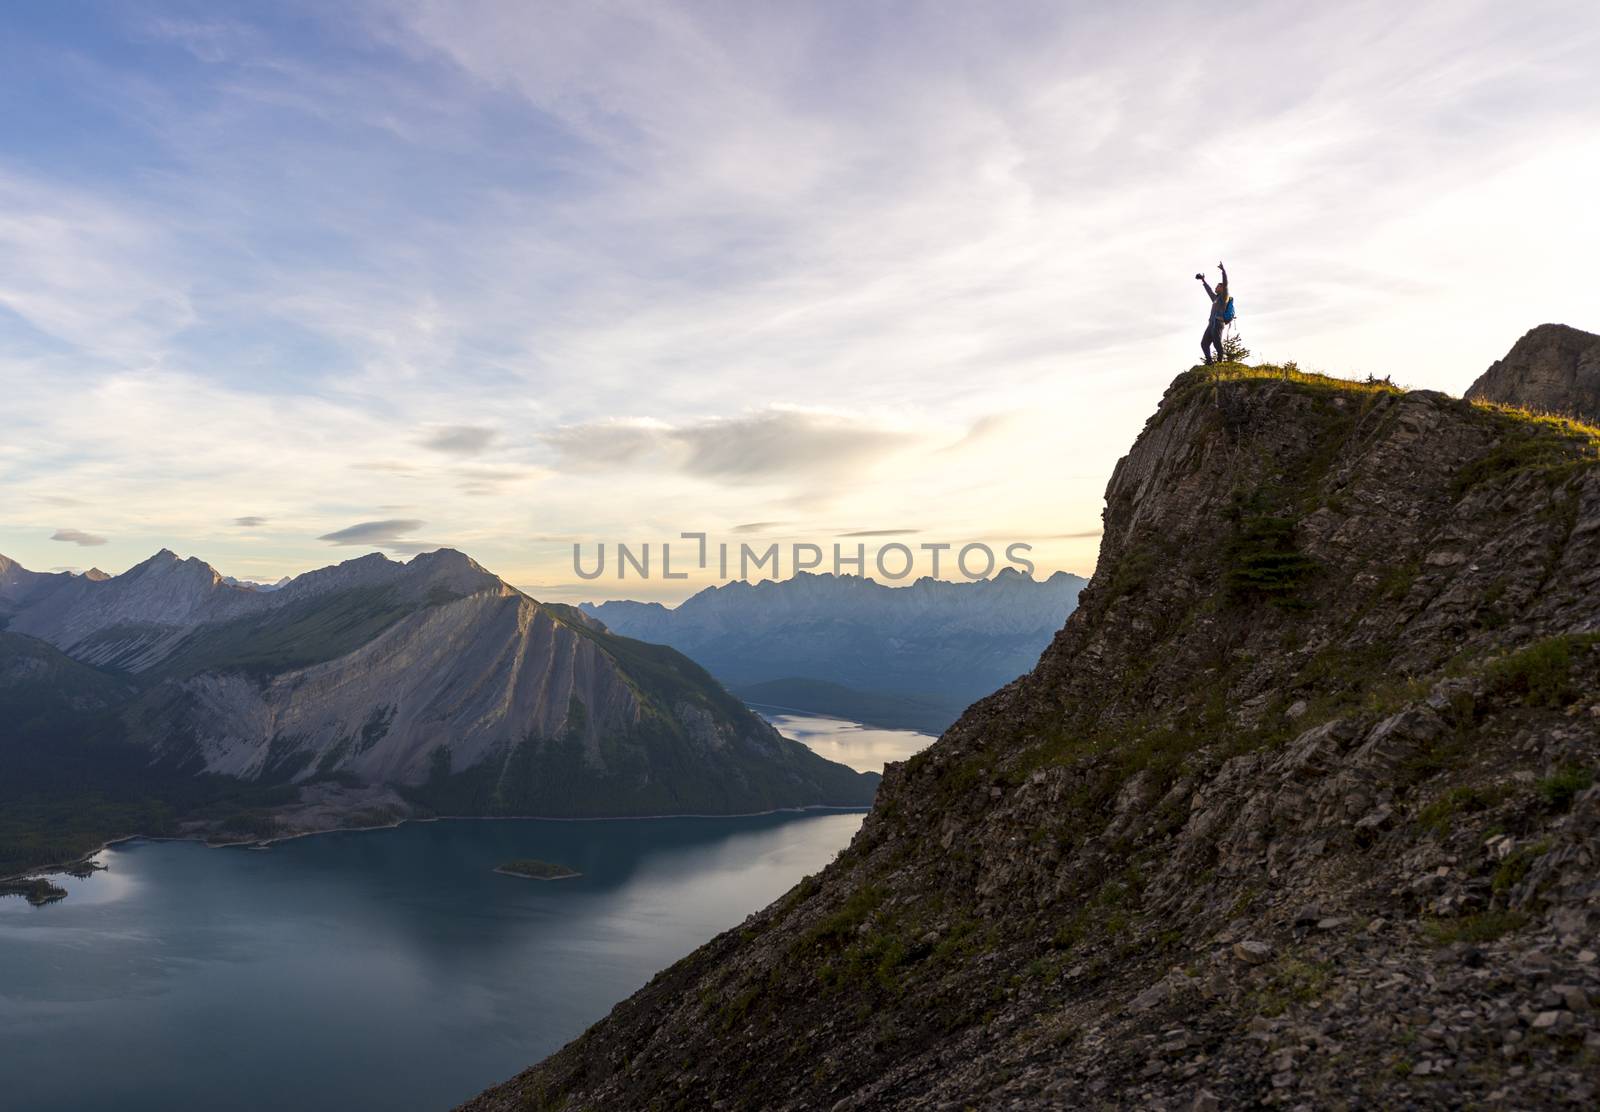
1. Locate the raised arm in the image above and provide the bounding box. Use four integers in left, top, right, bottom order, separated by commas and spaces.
1218, 261, 1228, 287
1200, 277, 1215, 301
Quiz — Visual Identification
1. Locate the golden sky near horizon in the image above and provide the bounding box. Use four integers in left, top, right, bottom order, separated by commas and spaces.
3, 1, 1598, 602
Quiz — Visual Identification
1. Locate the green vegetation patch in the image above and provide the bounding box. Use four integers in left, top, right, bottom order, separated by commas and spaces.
1103, 542, 1161, 605
1210, 362, 1406, 396
156, 586, 419, 678
1223, 505, 1319, 607
0, 876, 69, 906
1483, 633, 1599, 708
1158, 363, 1404, 425
1537, 767, 1594, 813
799, 884, 885, 952
1256, 957, 1334, 1017
1423, 910, 1528, 946
1491, 840, 1550, 896
1416, 785, 1503, 835
0, 633, 317, 873
789, 884, 943, 999
1454, 403, 1600, 494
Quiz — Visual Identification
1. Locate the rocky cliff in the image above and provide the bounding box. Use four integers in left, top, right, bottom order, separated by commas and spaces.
1, 549, 876, 870
1467, 323, 1600, 424
463, 363, 1600, 1110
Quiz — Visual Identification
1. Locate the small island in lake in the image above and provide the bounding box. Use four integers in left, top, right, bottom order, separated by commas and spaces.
495, 858, 581, 881
0, 877, 70, 906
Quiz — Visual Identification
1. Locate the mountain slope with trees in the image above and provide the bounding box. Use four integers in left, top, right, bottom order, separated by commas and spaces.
1, 550, 876, 875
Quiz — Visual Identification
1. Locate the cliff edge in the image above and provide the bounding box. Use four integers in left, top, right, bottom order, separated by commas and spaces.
463, 363, 1600, 1110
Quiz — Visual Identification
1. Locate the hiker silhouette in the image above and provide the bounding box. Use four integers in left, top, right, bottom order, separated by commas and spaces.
1196, 261, 1232, 364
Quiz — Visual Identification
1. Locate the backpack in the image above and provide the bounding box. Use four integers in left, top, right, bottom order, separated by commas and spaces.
1222, 297, 1236, 323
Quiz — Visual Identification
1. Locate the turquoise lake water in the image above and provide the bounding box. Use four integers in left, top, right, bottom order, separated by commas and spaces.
0, 714, 932, 1112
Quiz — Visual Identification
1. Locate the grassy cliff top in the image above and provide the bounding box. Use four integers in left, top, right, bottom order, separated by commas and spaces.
1193, 360, 1600, 441
1165, 362, 1600, 491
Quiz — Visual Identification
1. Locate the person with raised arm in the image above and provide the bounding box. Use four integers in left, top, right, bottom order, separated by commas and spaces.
1196, 261, 1231, 365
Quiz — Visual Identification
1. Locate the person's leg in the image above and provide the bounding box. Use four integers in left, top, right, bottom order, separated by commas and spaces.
1201, 323, 1215, 364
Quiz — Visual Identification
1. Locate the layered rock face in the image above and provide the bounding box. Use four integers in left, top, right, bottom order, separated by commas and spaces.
1, 549, 877, 843
464, 365, 1600, 1110
1466, 323, 1600, 424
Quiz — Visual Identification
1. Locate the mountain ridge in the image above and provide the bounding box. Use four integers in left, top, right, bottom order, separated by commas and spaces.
462, 358, 1600, 1110
583, 568, 1087, 731
1, 548, 877, 875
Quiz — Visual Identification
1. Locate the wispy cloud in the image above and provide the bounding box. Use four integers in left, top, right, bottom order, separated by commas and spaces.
317, 519, 425, 546
233, 515, 268, 527
2, 1, 1597, 596
421, 425, 498, 455
543, 408, 921, 485
51, 528, 108, 546
0, 170, 196, 363
138, 16, 262, 64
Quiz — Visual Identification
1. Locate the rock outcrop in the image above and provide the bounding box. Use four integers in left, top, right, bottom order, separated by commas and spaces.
1467, 323, 1600, 424
463, 364, 1600, 1110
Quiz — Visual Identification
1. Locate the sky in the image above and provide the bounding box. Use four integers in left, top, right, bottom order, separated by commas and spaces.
2, 0, 1597, 603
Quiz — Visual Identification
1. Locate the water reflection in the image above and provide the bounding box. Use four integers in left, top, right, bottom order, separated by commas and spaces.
760, 709, 935, 772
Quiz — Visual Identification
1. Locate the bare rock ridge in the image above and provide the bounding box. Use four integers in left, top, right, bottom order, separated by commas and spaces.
1466, 322, 1600, 424
1, 549, 876, 863
461, 360, 1600, 1110
0, 554, 77, 620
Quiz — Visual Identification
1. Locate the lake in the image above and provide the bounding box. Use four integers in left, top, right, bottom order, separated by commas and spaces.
755, 709, 937, 773
0, 716, 932, 1112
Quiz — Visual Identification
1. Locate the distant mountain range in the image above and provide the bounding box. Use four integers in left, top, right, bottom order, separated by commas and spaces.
582, 569, 1087, 732
222, 574, 291, 591
0, 549, 875, 875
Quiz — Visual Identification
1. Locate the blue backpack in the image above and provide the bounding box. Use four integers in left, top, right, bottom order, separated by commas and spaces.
1222, 297, 1237, 323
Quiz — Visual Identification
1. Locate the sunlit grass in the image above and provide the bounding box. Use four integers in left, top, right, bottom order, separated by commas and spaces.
1200, 360, 1405, 397
1469, 400, 1600, 445
1187, 363, 1600, 476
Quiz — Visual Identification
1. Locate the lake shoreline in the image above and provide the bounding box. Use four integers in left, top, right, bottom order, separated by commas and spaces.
1, 804, 868, 1111
5, 706, 914, 889
2, 804, 871, 889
